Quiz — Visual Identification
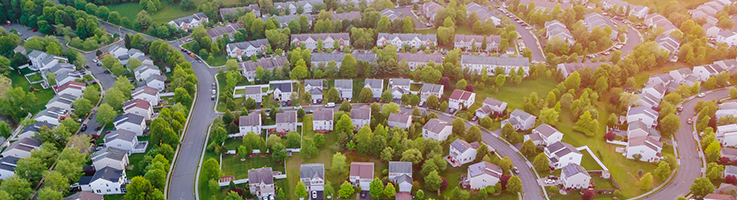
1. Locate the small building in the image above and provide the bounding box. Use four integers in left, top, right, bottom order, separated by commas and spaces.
449, 89, 476, 110
104, 130, 148, 154
422, 118, 452, 141
45, 93, 77, 111
387, 112, 412, 129
133, 65, 161, 82
132, 86, 160, 106
168, 13, 208, 31
560, 163, 591, 189
312, 108, 334, 133
16, 121, 54, 141
272, 82, 293, 102
625, 136, 663, 162
544, 141, 583, 169
248, 167, 275, 198
83, 167, 127, 195
0, 156, 19, 180
527, 123, 564, 146
350, 105, 371, 130
226, 39, 270, 60
334, 79, 353, 101
725, 165, 737, 178
144, 74, 166, 91
239, 114, 262, 135
448, 139, 479, 167
419, 83, 444, 103
123, 99, 154, 120
276, 111, 298, 134
627, 106, 659, 128
389, 78, 411, 99
364, 79, 384, 99
467, 161, 502, 189
718, 124, 737, 147
91, 147, 129, 171
388, 161, 413, 193
628, 120, 661, 141
291, 33, 350, 51
242, 86, 263, 103
501, 109, 537, 131
114, 114, 147, 136
475, 97, 507, 119
349, 162, 374, 191
56, 81, 86, 98
1, 138, 42, 159
34, 107, 71, 125
304, 79, 324, 103
376, 33, 438, 49
300, 163, 325, 193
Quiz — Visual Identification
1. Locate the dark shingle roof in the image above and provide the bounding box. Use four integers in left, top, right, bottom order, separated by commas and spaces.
91, 167, 124, 182
248, 167, 274, 184
388, 161, 412, 174
350, 105, 371, 120
423, 119, 449, 134
92, 147, 128, 161
239, 114, 261, 127
562, 163, 589, 177
276, 111, 297, 123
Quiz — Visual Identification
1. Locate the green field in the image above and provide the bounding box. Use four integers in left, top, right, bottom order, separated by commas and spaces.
9, 71, 55, 118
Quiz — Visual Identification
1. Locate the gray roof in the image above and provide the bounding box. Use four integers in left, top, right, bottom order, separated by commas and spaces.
483, 97, 506, 107
727, 165, 737, 175
468, 161, 502, 178
273, 0, 322, 8
134, 65, 159, 75
37, 107, 68, 119
146, 74, 166, 83
313, 109, 334, 121
276, 111, 297, 123
63, 191, 104, 200
219, 4, 259, 17
534, 124, 559, 137
304, 79, 324, 88
45, 63, 75, 74
300, 163, 324, 181
545, 141, 580, 157
28, 50, 45, 59
262, 14, 314, 25
510, 109, 534, 121
226, 39, 270, 53
423, 118, 449, 134
132, 86, 158, 96
397, 53, 443, 63
47, 93, 76, 107
248, 167, 274, 184
628, 105, 658, 119
420, 83, 443, 93
292, 33, 350, 42
378, 33, 437, 42
6, 138, 42, 153
92, 147, 128, 162
241, 56, 289, 72
0, 156, 20, 172
628, 136, 662, 151
583, 13, 618, 36
450, 139, 479, 153
562, 163, 589, 177
272, 82, 292, 93
239, 114, 261, 127
243, 86, 261, 95
388, 161, 412, 174
350, 105, 371, 120
388, 112, 411, 124
41, 55, 57, 65
22, 122, 55, 135
91, 167, 124, 182
311, 53, 377, 63
349, 162, 374, 179
389, 78, 411, 87
334, 79, 353, 90
171, 13, 207, 25
364, 79, 383, 89
395, 174, 412, 184
104, 129, 138, 143
114, 113, 145, 126
461, 55, 531, 66
333, 11, 361, 20
454, 34, 501, 44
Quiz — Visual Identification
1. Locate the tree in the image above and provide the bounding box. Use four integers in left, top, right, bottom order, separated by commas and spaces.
427, 95, 439, 110
707, 162, 725, 180
495, 74, 506, 87
339, 181, 355, 198
381, 90, 394, 103
73, 98, 93, 116
0, 87, 36, 119
564, 71, 581, 90
520, 140, 536, 157
384, 182, 396, 198
358, 87, 374, 103
224, 191, 244, 200
456, 79, 468, 90
539, 108, 559, 126
575, 110, 598, 136
341, 54, 357, 78
582, 190, 596, 200
96, 103, 116, 125
295, 181, 308, 198
691, 177, 715, 197
465, 126, 482, 142
370, 178, 384, 198
499, 156, 513, 175
0, 121, 11, 139
640, 172, 653, 190
401, 148, 423, 164
332, 153, 347, 174
104, 87, 125, 110
83, 85, 101, 103
202, 158, 221, 180
533, 153, 549, 173
425, 170, 443, 191
507, 176, 523, 194
125, 176, 164, 200
37, 187, 62, 200
452, 118, 466, 136
660, 114, 681, 137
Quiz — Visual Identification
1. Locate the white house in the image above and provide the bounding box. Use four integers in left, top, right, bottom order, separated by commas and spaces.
291, 33, 350, 51
45, 93, 77, 111
1, 138, 42, 159
304, 79, 324, 103
448, 139, 479, 167
273, 0, 321, 14
642, 84, 667, 100
364, 79, 384, 99
312, 108, 333, 133
388, 161, 413, 193
334, 79, 353, 101
693, 65, 721, 81
350, 106, 371, 130
397, 53, 444, 71
725, 165, 737, 179
28, 50, 68, 71
168, 13, 208, 31
560, 163, 591, 189
240, 56, 289, 82
389, 78, 411, 99
628, 120, 661, 141
544, 141, 583, 169
239, 114, 262, 135
132, 86, 160, 106
545, 20, 575, 45
423, 2, 443, 21
422, 118, 452, 141
300, 164, 325, 193
310, 53, 377, 69
475, 97, 507, 119
419, 83, 443, 103
501, 109, 537, 131
467, 161, 502, 190
144, 74, 166, 91
625, 136, 663, 162
276, 111, 298, 133
104, 130, 147, 154
388, 112, 412, 129
376, 33, 438, 49
350, 162, 374, 191
83, 167, 127, 195
0, 156, 19, 180
242, 86, 263, 103
34, 107, 71, 125
248, 167, 275, 198
449, 89, 476, 110
133, 65, 161, 82
114, 114, 147, 136
718, 124, 737, 147
460, 55, 531, 76
123, 99, 154, 120
627, 106, 659, 128
272, 82, 293, 102
91, 147, 129, 171
454, 34, 502, 50
16, 122, 54, 141
55, 81, 86, 98
54, 71, 83, 86
526, 124, 564, 146
226, 39, 270, 60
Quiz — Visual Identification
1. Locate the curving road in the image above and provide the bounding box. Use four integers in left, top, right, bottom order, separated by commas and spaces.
642, 90, 729, 199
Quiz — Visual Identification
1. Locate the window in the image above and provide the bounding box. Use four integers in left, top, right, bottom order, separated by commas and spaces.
97, 190, 101, 193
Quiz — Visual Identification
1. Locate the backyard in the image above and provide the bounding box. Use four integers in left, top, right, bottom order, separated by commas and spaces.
9, 70, 55, 117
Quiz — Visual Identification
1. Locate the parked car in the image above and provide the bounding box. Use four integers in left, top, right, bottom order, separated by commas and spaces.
687, 118, 692, 124
211, 94, 216, 100
698, 93, 706, 98
513, 167, 520, 174
80, 124, 87, 132
211, 90, 216, 95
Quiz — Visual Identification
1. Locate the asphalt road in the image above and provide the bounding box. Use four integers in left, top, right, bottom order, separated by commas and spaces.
620, 25, 641, 57
642, 90, 728, 199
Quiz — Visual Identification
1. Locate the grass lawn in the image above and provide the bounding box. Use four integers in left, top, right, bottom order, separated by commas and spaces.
475, 78, 558, 111
591, 176, 617, 190
580, 150, 604, 171
9, 71, 55, 117
221, 153, 285, 179
107, 3, 199, 25
207, 55, 229, 67
104, 194, 124, 200
126, 152, 147, 177
198, 150, 220, 200
26, 73, 43, 82
548, 190, 616, 200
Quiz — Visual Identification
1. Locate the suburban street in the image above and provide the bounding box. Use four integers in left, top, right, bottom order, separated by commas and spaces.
642, 90, 726, 199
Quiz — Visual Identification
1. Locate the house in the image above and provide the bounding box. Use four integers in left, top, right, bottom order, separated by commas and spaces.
718, 124, 737, 147
460, 55, 531, 76
448, 89, 476, 110
226, 39, 270, 60
630, 5, 650, 18
91, 147, 129, 171
475, 97, 507, 119
397, 53, 444, 71
645, 74, 673, 88
272, 82, 293, 102
376, 33, 438, 49
719, 31, 737, 46
694, 65, 720, 81
725, 165, 737, 178
669, 68, 692, 84
350, 106, 371, 130
276, 111, 298, 133
334, 79, 353, 101
104, 130, 147, 154
467, 161, 503, 189
43, 63, 75, 84
364, 79, 384, 99
583, 13, 618, 39
248, 168, 275, 198
419, 83, 443, 103
332, 11, 362, 21
560, 163, 591, 189
545, 20, 575, 45
422, 118, 452, 141
240, 56, 289, 82
0, 156, 18, 180
716, 183, 737, 194
704, 194, 737, 200
300, 163, 325, 193
220, 5, 260, 20
313, 108, 334, 133
83, 167, 127, 194
628, 120, 661, 141
454, 34, 502, 51
556, 62, 610, 78
501, 109, 537, 131
273, 0, 322, 14
242, 86, 263, 103
625, 136, 663, 162
422, 2, 443, 21
168, 13, 208, 31
526, 124, 564, 146
388, 161, 413, 193
465, 3, 501, 26
63, 191, 104, 200
448, 139, 480, 166
544, 141, 583, 169
380, 7, 418, 22
645, 14, 678, 35
261, 14, 315, 28
56, 81, 86, 98
114, 114, 147, 136
291, 33, 350, 50
16, 121, 54, 141
1, 138, 42, 159
627, 106, 659, 128
388, 112, 412, 129
46, 93, 77, 111
34, 107, 71, 125
133, 65, 160, 82
519, 0, 572, 13
389, 78, 411, 91
123, 99, 154, 120
642, 84, 667, 100
239, 114, 262, 135
54, 71, 83, 86
144, 74, 166, 91
28, 50, 68, 71
349, 162, 374, 191
304, 79, 324, 103
207, 23, 244, 41
722, 147, 737, 161
656, 36, 681, 62
390, 86, 409, 100
132, 86, 160, 106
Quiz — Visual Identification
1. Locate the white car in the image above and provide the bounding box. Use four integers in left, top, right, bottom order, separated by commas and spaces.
698, 93, 706, 98
93, 59, 99, 63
